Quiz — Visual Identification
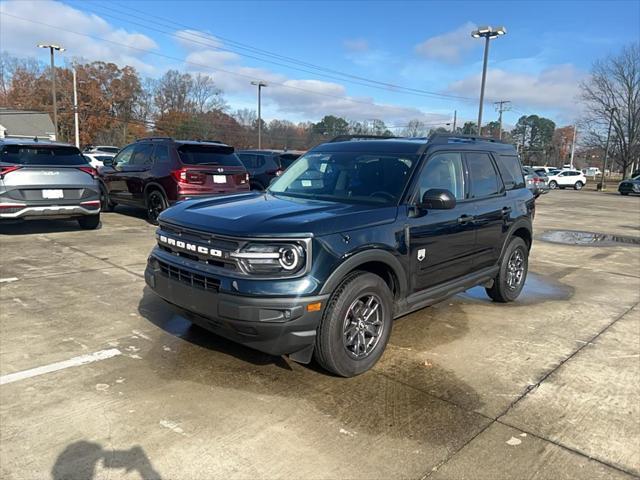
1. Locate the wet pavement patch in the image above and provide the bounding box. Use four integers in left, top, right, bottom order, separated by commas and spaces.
460, 272, 574, 305
539, 230, 640, 247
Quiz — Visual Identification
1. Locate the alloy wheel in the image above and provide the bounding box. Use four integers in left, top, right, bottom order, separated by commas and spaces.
342, 294, 384, 359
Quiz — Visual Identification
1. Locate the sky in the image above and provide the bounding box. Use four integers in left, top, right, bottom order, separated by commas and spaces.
1, 0, 638, 131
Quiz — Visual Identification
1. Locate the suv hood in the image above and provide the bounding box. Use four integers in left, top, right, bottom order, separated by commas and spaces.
159, 192, 398, 237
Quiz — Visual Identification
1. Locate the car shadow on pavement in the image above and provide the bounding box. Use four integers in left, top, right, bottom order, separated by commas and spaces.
0, 219, 100, 235
138, 286, 294, 371
51, 441, 161, 480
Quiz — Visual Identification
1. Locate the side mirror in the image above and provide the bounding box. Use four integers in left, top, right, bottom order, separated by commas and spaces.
419, 189, 456, 210
103, 158, 114, 167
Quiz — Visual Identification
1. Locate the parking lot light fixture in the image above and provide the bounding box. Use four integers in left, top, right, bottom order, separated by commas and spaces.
471, 26, 507, 136
38, 44, 65, 140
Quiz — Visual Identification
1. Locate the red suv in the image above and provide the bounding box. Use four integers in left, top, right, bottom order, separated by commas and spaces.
99, 138, 250, 223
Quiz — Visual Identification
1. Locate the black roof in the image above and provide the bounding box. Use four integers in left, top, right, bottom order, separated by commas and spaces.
0, 138, 78, 148
314, 134, 517, 155
135, 137, 229, 147
237, 149, 305, 156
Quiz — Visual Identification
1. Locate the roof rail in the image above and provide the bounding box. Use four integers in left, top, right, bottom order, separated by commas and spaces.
428, 133, 505, 145
196, 139, 223, 144
328, 134, 400, 143
135, 136, 173, 142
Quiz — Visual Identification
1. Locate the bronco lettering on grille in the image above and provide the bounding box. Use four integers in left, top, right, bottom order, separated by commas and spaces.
158, 235, 223, 258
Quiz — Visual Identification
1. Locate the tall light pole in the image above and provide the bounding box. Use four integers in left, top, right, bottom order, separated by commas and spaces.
72, 68, 80, 148
569, 124, 577, 169
601, 107, 617, 190
471, 26, 506, 136
38, 44, 65, 141
251, 81, 267, 148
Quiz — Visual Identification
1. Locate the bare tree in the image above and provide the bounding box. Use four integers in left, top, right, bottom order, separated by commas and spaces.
401, 119, 427, 137
580, 43, 640, 177
190, 74, 227, 113
154, 70, 193, 114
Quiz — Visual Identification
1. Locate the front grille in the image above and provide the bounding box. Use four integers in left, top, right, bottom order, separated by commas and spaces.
158, 260, 220, 292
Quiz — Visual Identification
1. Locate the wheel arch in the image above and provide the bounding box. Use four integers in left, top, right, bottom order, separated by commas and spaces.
144, 182, 169, 201
319, 250, 408, 300
501, 219, 533, 258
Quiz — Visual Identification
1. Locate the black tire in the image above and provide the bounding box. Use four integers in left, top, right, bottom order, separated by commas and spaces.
549, 180, 558, 189
146, 189, 168, 225
314, 271, 393, 377
77, 214, 100, 230
574, 181, 583, 190
100, 186, 116, 212
485, 237, 528, 303
620, 192, 629, 196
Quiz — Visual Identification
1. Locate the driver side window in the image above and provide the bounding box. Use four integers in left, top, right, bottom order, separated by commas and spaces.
113, 144, 135, 167
417, 152, 466, 201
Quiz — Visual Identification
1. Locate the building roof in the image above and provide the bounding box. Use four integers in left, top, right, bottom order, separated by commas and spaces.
0, 109, 55, 138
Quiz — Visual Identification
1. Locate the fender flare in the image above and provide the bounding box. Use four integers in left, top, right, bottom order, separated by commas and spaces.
499, 218, 533, 259
319, 249, 408, 298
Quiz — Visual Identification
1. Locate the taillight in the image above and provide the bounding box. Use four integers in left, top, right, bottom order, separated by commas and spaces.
0, 165, 21, 178
77, 166, 97, 178
172, 168, 206, 185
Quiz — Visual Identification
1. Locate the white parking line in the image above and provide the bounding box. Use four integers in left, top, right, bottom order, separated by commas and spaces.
0, 348, 122, 386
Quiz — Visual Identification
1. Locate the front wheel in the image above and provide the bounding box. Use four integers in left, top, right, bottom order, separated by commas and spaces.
549, 180, 558, 189
620, 192, 629, 196
574, 181, 584, 190
486, 237, 528, 303
314, 272, 393, 377
146, 190, 168, 225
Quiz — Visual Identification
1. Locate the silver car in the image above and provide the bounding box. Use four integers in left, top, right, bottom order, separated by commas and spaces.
0, 139, 101, 229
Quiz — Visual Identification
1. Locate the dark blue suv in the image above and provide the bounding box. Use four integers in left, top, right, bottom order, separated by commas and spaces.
145, 134, 534, 377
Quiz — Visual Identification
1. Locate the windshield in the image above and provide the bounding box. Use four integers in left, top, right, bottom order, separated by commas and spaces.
178, 145, 243, 167
268, 151, 418, 205
0, 145, 87, 166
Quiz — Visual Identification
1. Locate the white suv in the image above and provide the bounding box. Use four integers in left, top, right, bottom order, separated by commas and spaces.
547, 170, 587, 190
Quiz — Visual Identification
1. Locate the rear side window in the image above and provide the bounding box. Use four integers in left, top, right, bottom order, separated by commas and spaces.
0, 145, 86, 166
496, 154, 526, 190
131, 143, 154, 166
153, 145, 170, 163
237, 153, 265, 169
178, 145, 242, 167
467, 152, 502, 198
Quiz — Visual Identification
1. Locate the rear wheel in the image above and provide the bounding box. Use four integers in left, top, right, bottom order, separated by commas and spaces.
620, 192, 629, 196
486, 237, 528, 303
146, 190, 168, 225
77, 214, 100, 230
314, 272, 393, 377
549, 180, 558, 189
574, 181, 584, 190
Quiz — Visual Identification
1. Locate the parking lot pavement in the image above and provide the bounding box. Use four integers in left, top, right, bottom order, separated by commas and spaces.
1, 190, 639, 479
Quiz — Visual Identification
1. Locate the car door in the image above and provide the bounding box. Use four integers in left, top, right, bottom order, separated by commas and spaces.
126, 143, 154, 205
408, 151, 476, 292
558, 171, 573, 186
465, 151, 508, 271
103, 144, 135, 202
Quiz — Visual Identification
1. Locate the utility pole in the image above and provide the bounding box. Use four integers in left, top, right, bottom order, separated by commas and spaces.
251, 81, 267, 149
72, 68, 79, 148
38, 44, 65, 141
452, 110, 457, 133
494, 100, 510, 140
601, 107, 617, 190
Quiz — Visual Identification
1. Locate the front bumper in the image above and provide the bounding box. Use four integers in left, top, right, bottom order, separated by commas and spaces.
619, 183, 640, 194
144, 255, 329, 357
0, 202, 100, 219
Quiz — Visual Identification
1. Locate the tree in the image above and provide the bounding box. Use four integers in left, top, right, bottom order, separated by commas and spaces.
511, 115, 556, 165
191, 73, 227, 113
460, 121, 477, 134
579, 43, 640, 177
154, 70, 193, 114
401, 119, 427, 137
312, 115, 349, 137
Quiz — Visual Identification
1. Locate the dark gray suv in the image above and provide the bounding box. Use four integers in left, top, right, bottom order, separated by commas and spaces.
0, 139, 101, 229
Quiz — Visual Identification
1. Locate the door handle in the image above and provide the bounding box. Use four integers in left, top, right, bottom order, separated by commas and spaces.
457, 214, 475, 224
501, 207, 512, 216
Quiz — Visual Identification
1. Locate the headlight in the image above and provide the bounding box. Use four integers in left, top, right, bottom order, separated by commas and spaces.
231, 242, 307, 275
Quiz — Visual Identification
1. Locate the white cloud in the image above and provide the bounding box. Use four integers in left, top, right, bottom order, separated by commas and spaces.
447, 64, 586, 115
414, 22, 477, 64
0, 0, 159, 74
174, 29, 223, 51
343, 38, 369, 53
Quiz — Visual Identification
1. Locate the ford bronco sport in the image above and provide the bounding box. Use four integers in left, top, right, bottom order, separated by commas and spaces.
145, 134, 534, 377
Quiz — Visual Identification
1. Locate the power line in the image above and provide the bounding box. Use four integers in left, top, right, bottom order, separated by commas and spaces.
80, 1, 478, 103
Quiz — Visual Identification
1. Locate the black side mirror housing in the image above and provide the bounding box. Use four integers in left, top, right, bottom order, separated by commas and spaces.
419, 189, 457, 210
103, 158, 114, 167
